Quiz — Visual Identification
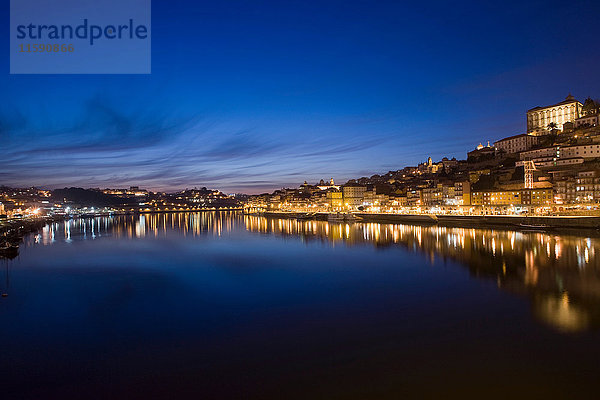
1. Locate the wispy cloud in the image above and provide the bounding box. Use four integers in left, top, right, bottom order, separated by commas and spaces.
0, 96, 394, 193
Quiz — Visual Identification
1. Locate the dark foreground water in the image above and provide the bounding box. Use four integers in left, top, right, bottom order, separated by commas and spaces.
1, 212, 600, 399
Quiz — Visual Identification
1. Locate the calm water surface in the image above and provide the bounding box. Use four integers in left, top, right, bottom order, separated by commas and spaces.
1, 212, 600, 399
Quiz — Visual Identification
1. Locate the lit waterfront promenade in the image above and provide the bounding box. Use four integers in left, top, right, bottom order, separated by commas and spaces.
247, 210, 600, 231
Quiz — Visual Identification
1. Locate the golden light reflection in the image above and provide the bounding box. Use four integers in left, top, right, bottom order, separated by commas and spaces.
27, 212, 600, 333
533, 293, 590, 333
243, 215, 600, 333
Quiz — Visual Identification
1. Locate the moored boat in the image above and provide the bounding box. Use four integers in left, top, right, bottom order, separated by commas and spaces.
327, 212, 358, 222
518, 223, 550, 231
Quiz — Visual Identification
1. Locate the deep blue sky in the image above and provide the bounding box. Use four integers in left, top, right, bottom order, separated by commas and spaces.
2, 0, 600, 193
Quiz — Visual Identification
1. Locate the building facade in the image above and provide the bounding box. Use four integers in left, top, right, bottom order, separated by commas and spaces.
521, 188, 553, 205
326, 190, 343, 210
406, 189, 422, 206
519, 144, 600, 169
421, 185, 443, 206
471, 188, 553, 206
560, 144, 600, 158
554, 180, 576, 204
526, 94, 583, 134
454, 181, 471, 205
494, 134, 539, 154
342, 184, 366, 209
471, 190, 521, 206
575, 171, 600, 203
574, 114, 599, 128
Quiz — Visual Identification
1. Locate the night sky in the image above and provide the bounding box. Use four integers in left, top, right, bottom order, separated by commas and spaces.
2, 0, 600, 193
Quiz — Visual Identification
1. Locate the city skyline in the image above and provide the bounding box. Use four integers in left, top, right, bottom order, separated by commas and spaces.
2, 1, 600, 193
1, 92, 597, 196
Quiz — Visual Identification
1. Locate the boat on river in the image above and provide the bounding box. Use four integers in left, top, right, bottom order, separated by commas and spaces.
518, 223, 550, 231
327, 212, 358, 222
296, 213, 317, 220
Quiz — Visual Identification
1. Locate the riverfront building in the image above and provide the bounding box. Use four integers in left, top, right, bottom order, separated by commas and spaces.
471, 187, 553, 207
326, 190, 343, 210
342, 184, 367, 208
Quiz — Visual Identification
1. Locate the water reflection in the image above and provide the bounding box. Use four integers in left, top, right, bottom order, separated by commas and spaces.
245, 216, 600, 333
24, 212, 600, 333
36, 211, 243, 244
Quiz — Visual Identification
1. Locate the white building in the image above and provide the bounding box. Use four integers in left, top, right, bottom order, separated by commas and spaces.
516, 158, 583, 168
520, 147, 559, 160
560, 144, 600, 158
526, 94, 583, 134
316, 178, 341, 191
519, 144, 600, 168
494, 134, 539, 154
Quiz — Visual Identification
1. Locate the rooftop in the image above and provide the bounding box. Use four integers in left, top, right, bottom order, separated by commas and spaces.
527, 94, 582, 112
494, 133, 535, 143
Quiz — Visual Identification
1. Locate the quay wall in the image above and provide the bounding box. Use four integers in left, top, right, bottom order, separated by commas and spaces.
358, 213, 600, 230
258, 212, 600, 231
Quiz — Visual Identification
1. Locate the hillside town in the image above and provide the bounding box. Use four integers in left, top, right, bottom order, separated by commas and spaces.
2, 94, 600, 219
0, 186, 242, 219
246, 94, 600, 215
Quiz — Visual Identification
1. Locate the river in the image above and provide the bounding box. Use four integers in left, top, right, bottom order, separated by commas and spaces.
1, 211, 599, 399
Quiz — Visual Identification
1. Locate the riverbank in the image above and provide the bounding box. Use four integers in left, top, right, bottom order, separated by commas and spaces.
357, 213, 600, 230
0, 215, 67, 259
255, 211, 600, 231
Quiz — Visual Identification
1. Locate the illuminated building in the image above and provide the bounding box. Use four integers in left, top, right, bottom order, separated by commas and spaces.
417, 157, 442, 174
363, 188, 389, 207
342, 183, 366, 209
390, 195, 408, 207
574, 97, 600, 128
454, 181, 471, 205
326, 190, 343, 210
520, 146, 559, 160
527, 94, 583, 134
560, 144, 600, 158
554, 179, 576, 204
406, 188, 422, 206
494, 133, 539, 154
575, 114, 599, 128
316, 178, 340, 191
471, 190, 521, 206
467, 143, 494, 162
516, 157, 583, 169
520, 188, 553, 205
471, 187, 553, 206
421, 184, 456, 206
520, 144, 600, 168
421, 185, 443, 205
575, 170, 600, 203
